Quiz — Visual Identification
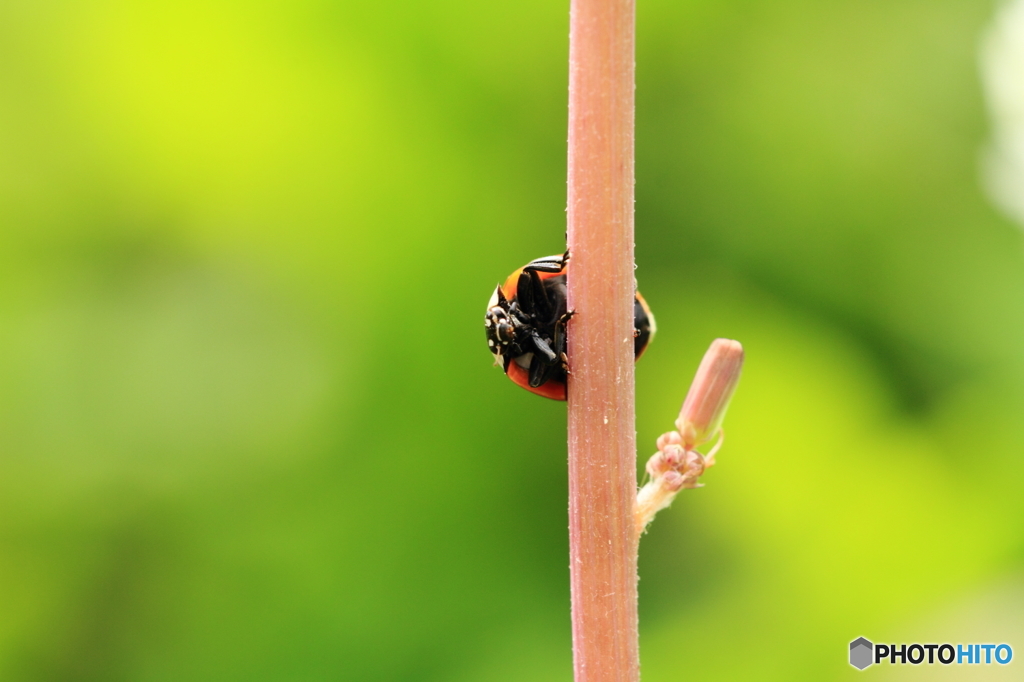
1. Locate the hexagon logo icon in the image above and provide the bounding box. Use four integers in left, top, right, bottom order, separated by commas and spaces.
850, 637, 874, 670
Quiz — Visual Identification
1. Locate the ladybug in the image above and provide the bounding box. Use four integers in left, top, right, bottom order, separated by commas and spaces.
484, 251, 656, 400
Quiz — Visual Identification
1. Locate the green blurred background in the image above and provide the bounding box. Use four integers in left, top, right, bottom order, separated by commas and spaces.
2, 0, 1023, 680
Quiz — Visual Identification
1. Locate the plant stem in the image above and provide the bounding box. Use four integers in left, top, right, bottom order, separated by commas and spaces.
565, 0, 638, 678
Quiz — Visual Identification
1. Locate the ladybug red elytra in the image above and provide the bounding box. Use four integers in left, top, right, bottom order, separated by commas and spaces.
485, 251, 655, 400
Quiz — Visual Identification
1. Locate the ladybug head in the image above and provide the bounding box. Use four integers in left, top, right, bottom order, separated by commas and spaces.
485, 285, 516, 358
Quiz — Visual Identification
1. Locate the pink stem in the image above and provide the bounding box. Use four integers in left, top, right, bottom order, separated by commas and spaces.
565, 0, 639, 678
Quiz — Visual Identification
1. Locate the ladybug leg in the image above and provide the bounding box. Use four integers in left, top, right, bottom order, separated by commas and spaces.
529, 331, 558, 364
552, 309, 574, 375
521, 250, 568, 274
526, 331, 565, 387
518, 250, 568, 321
515, 270, 540, 319
528, 352, 553, 388
551, 309, 574, 359
517, 269, 561, 324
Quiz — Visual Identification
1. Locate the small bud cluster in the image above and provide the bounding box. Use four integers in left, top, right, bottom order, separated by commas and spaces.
635, 339, 743, 534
